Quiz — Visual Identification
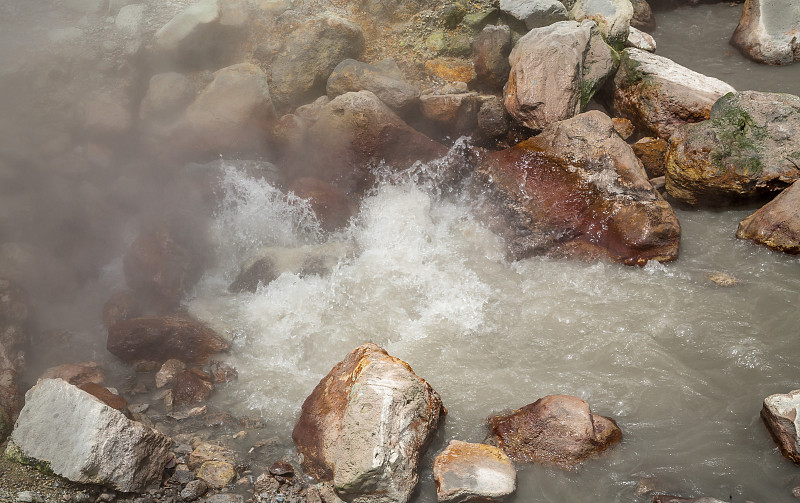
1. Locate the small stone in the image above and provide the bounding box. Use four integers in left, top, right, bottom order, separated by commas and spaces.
189, 405, 207, 417
130, 403, 149, 414
196, 460, 236, 489
181, 479, 208, 501
793, 486, 800, 499
268, 461, 294, 477
189, 442, 236, 469
98, 492, 116, 502
706, 272, 739, 287
16, 492, 44, 503
612, 117, 635, 140
155, 359, 186, 388
208, 360, 239, 383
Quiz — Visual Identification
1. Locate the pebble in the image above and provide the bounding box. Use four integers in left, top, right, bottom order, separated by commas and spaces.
180, 479, 208, 501
793, 486, 800, 498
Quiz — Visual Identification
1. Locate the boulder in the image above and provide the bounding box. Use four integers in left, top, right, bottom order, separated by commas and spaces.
107, 314, 230, 365
505, 20, 616, 131
171, 63, 276, 157
470, 111, 681, 265
630, 0, 655, 32
471, 25, 512, 93
123, 221, 204, 309
289, 177, 356, 232
608, 48, 735, 140
477, 96, 511, 142
6, 379, 171, 492
433, 440, 516, 503
270, 13, 365, 110
79, 382, 128, 413
730, 0, 800, 65
499, 0, 568, 29
326, 59, 419, 115
40, 362, 105, 387
569, 0, 634, 49
665, 91, 800, 206
102, 290, 142, 328
280, 91, 447, 194
632, 137, 668, 178
150, 0, 247, 69
419, 91, 480, 140
0, 278, 30, 441
737, 180, 800, 254
487, 394, 621, 468
292, 343, 445, 502
626, 26, 656, 52
762, 390, 800, 463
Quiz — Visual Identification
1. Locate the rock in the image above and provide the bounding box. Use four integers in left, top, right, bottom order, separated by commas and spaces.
612, 117, 635, 139
433, 440, 516, 503
6, 379, 171, 492
627, 25, 656, 52
196, 461, 236, 489
326, 59, 419, 114
289, 177, 357, 232
151, 0, 246, 69
477, 96, 511, 141
487, 394, 621, 468
706, 271, 739, 287
652, 498, 726, 503
269, 461, 294, 476
419, 91, 480, 139
102, 290, 142, 328
200, 495, 245, 503
730, 0, 800, 65
189, 443, 236, 469
471, 25, 512, 93
208, 360, 238, 383
280, 91, 447, 194
228, 257, 278, 293
442, 3, 466, 29
500, 0, 568, 29
292, 343, 445, 502
172, 370, 214, 406
505, 20, 616, 130
736, 180, 800, 254
78, 383, 128, 412
171, 63, 276, 157
181, 479, 208, 501
630, 0, 655, 32
270, 13, 365, 110
665, 90, 800, 206
15, 491, 44, 503
632, 137, 668, 178
139, 72, 196, 124
568, 0, 633, 49
40, 362, 105, 387
608, 48, 735, 140
155, 359, 187, 388
107, 314, 230, 365
470, 111, 681, 264
123, 221, 204, 308
0, 279, 30, 441
425, 58, 477, 83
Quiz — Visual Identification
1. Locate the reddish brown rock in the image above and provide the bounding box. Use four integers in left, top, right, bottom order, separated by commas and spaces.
632, 137, 669, 178
155, 358, 187, 388
123, 222, 204, 309
470, 111, 680, 265
487, 394, 621, 468
102, 290, 142, 328
107, 314, 229, 365
208, 360, 238, 383
289, 177, 356, 232
761, 389, 800, 464
41, 361, 105, 387
612, 117, 635, 140
79, 382, 128, 412
292, 343, 444, 502
173, 370, 214, 406
737, 180, 800, 254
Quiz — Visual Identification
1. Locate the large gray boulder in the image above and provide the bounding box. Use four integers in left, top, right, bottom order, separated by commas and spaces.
499, 0, 568, 29
6, 379, 172, 492
730, 0, 800, 65
326, 59, 419, 115
665, 91, 800, 206
505, 20, 616, 131
569, 0, 633, 49
609, 48, 735, 139
292, 343, 445, 503
737, 180, 800, 254
433, 440, 516, 503
270, 13, 365, 110
472, 111, 681, 264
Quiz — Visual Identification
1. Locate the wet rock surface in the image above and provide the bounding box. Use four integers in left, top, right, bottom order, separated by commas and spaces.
737, 180, 800, 254
762, 389, 800, 463
433, 440, 516, 503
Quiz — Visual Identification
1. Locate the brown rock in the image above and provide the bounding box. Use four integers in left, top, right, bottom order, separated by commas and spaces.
208, 360, 238, 383
630, 0, 655, 32
472, 24, 512, 92
172, 370, 214, 406
196, 460, 236, 489
228, 257, 278, 293
107, 314, 230, 365
433, 440, 516, 503
79, 382, 128, 412
41, 361, 105, 387
123, 222, 204, 309
470, 111, 681, 265
632, 137, 668, 178
102, 290, 142, 328
189, 442, 236, 469
419, 91, 480, 139
425, 58, 476, 83
289, 177, 356, 232
155, 358, 187, 388
737, 180, 800, 254
612, 117, 635, 140
487, 394, 621, 468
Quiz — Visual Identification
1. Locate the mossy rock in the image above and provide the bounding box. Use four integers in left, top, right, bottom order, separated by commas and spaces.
4, 440, 55, 476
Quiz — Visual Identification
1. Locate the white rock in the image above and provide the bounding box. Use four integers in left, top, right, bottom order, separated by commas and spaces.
570, 0, 633, 48
8, 379, 172, 492
433, 440, 516, 503
499, 0, 568, 29
626, 25, 655, 52
730, 0, 800, 65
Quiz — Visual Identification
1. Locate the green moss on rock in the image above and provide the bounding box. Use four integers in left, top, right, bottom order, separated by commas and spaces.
4, 440, 55, 476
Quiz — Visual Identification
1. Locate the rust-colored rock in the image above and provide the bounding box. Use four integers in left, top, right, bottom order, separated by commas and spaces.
470, 111, 680, 265
737, 180, 800, 254
102, 290, 142, 328
425, 58, 476, 83
289, 177, 356, 232
612, 117, 635, 140
173, 370, 214, 406
487, 394, 621, 468
633, 137, 669, 178
79, 382, 128, 412
41, 361, 105, 387
292, 343, 444, 502
107, 315, 229, 365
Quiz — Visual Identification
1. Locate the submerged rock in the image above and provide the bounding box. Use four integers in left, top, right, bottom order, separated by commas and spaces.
609, 48, 735, 139
487, 394, 621, 468
730, 0, 800, 65
433, 440, 516, 503
569, 0, 633, 49
6, 379, 171, 492
172, 370, 214, 406
471, 111, 681, 265
505, 20, 616, 131
289, 177, 356, 232
665, 91, 800, 206
107, 314, 230, 365
737, 180, 800, 254
292, 343, 445, 502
